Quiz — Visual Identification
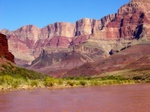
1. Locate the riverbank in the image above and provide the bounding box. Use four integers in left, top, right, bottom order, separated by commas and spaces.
0, 63, 149, 92
0, 75, 148, 92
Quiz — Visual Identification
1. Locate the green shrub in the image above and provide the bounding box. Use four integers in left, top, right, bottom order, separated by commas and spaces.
0, 63, 47, 80
101, 75, 127, 80
79, 80, 87, 86
58, 79, 63, 85
67, 81, 75, 86
91, 80, 99, 86
44, 77, 56, 87
30, 80, 39, 87
0, 75, 13, 85
12, 80, 21, 88
0, 75, 23, 88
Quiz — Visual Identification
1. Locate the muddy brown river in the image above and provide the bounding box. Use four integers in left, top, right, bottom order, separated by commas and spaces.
0, 84, 150, 112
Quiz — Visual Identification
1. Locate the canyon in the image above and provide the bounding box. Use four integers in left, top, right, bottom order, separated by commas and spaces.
0, 33, 14, 63
1, 0, 150, 77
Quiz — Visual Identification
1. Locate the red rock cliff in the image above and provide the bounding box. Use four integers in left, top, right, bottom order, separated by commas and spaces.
0, 33, 14, 62
1, 0, 150, 66
105, 0, 150, 39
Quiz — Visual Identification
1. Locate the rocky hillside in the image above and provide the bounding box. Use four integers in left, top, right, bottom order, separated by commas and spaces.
0, 33, 14, 63
66, 44, 150, 77
0, 17, 114, 66
1, 0, 150, 77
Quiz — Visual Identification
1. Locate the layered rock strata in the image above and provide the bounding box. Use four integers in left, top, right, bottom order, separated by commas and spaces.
0, 33, 14, 62
0, 0, 150, 76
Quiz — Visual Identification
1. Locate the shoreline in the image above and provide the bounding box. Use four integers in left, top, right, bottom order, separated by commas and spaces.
0, 80, 147, 92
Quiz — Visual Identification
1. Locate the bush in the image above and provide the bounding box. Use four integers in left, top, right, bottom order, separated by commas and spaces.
0, 75, 23, 88
30, 80, 39, 87
0, 75, 13, 85
12, 80, 21, 88
91, 80, 99, 86
58, 79, 63, 85
101, 75, 126, 80
0, 64, 47, 80
44, 77, 56, 87
79, 80, 87, 86
67, 81, 75, 86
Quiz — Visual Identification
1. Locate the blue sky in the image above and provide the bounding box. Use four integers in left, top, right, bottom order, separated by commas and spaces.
0, 0, 129, 31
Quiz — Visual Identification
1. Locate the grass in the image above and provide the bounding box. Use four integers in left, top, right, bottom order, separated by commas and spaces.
0, 62, 48, 90
0, 63, 46, 80
0, 74, 136, 91
0, 62, 149, 91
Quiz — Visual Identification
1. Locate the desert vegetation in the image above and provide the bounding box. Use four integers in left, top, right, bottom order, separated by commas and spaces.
0, 62, 149, 91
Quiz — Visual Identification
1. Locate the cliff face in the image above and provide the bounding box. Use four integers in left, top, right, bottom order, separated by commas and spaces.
0, 0, 150, 76
66, 44, 150, 77
29, 45, 104, 76
0, 33, 14, 62
91, 0, 150, 40
2, 18, 109, 65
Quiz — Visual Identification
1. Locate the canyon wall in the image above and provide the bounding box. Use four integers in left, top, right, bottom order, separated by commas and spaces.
0, 33, 14, 62
0, 0, 150, 76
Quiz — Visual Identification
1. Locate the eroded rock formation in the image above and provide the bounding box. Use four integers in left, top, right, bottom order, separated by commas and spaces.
0, 33, 14, 62
0, 0, 150, 76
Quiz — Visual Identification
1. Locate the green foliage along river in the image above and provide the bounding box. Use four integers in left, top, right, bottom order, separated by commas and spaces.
0, 62, 150, 91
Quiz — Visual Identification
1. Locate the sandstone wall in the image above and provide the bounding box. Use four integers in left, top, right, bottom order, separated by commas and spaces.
0, 33, 14, 62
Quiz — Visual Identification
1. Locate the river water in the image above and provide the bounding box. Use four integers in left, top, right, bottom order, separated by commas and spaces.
0, 84, 150, 112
